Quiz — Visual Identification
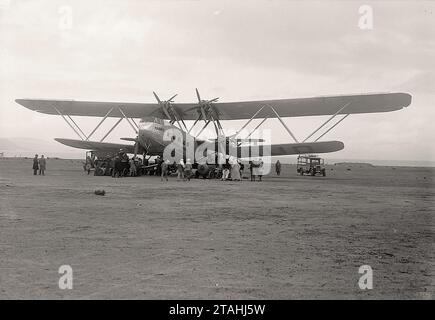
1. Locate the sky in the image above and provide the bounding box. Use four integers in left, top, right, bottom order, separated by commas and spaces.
0, 0, 434, 161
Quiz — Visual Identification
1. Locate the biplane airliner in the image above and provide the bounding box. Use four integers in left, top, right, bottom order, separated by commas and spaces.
15, 90, 411, 164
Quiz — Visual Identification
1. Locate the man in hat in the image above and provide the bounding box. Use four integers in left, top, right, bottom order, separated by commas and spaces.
275, 160, 281, 176
156, 156, 163, 177
177, 159, 185, 181
221, 156, 231, 181
39, 155, 46, 176
161, 160, 170, 182
184, 159, 193, 181
32, 154, 39, 175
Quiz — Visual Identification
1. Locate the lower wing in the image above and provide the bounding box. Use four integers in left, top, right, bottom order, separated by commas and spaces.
56, 138, 344, 158
237, 141, 344, 157
55, 138, 135, 154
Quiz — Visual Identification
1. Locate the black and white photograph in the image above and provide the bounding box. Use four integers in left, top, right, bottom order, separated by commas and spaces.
0, 0, 434, 306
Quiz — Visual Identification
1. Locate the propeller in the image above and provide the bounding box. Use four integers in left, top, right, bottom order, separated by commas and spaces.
153, 91, 177, 104
195, 88, 219, 105
153, 91, 178, 121
152, 91, 188, 130
195, 88, 220, 129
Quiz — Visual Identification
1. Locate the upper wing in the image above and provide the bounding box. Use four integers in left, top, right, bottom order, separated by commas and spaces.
15, 99, 163, 118
15, 92, 411, 120
208, 92, 411, 120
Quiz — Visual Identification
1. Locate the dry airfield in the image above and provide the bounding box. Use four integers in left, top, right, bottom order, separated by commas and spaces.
0, 158, 434, 299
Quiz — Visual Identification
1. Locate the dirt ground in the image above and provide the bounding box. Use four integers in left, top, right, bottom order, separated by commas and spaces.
0, 158, 434, 299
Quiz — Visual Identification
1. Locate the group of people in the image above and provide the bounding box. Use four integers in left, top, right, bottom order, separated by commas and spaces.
128, 156, 142, 177
221, 157, 243, 181
159, 157, 280, 182
161, 158, 193, 182
119, 154, 282, 182
36, 150, 283, 180
248, 159, 265, 181
32, 154, 47, 176
87, 151, 144, 177
107, 151, 142, 178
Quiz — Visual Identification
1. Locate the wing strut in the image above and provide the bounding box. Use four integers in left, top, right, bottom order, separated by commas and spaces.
302, 102, 351, 142
245, 117, 269, 140
66, 115, 88, 140
315, 114, 350, 142
53, 105, 87, 140
230, 104, 299, 144
87, 107, 114, 140
118, 107, 139, 134
195, 120, 211, 139
130, 117, 139, 131
267, 104, 299, 143
51, 104, 138, 143
232, 105, 265, 138
100, 118, 123, 142
228, 102, 353, 145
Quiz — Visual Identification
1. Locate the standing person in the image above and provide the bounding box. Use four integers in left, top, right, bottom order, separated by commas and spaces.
161, 160, 169, 181
156, 156, 163, 177
138, 157, 144, 176
129, 157, 137, 177
221, 157, 230, 181
184, 159, 193, 181
257, 158, 264, 181
275, 160, 281, 176
109, 155, 116, 177
239, 161, 244, 179
119, 150, 129, 177
113, 156, 121, 178
249, 161, 256, 182
85, 162, 92, 175
32, 154, 39, 175
231, 161, 241, 181
39, 155, 46, 176
177, 159, 185, 181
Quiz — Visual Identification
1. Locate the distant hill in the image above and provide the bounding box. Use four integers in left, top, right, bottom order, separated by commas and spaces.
334, 162, 374, 167
0, 137, 83, 158
0, 137, 52, 150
